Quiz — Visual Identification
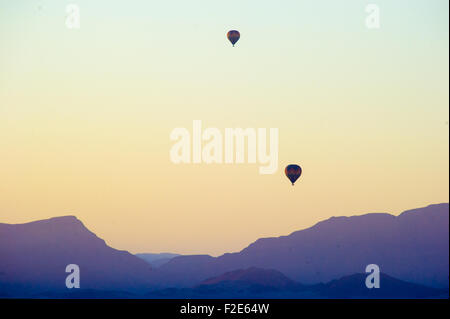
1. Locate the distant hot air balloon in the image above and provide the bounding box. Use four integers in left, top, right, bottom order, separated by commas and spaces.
285, 164, 302, 186
227, 30, 240, 47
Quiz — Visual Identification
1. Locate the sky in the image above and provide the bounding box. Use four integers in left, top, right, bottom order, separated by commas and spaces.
0, 0, 448, 256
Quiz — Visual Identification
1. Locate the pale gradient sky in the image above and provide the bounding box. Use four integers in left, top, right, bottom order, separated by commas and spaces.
0, 0, 448, 256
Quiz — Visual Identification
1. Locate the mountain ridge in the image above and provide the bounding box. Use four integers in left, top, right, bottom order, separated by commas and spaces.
0, 203, 448, 297
0, 215, 155, 295
152, 203, 449, 288
145, 267, 447, 299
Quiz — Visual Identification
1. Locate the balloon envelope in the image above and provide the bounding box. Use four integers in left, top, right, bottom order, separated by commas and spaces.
285, 164, 302, 185
227, 30, 240, 46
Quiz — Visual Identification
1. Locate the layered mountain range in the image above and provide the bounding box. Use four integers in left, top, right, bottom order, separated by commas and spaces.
0, 203, 448, 298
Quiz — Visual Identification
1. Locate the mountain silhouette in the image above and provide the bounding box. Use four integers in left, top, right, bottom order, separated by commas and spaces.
0, 203, 448, 298
152, 203, 449, 288
0, 216, 154, 296
145, 268, 446, 299
135, 253, 181, 268
199, 267, 300, 289
310, 273, 447, 298
146, 267, 309, 299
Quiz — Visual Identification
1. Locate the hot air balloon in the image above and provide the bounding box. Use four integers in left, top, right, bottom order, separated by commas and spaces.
285, 164, 302, 186
227, 30, 240, 47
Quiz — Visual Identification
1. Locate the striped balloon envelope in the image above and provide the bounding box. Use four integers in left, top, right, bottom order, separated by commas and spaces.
285, 164, 302, 186
227, 30, 240, 47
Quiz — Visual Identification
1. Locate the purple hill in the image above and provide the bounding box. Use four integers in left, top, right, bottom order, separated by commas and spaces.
311, 273, 447, 298
0, 216, 154, 295
199, 267, 299, 289
146, 268, 446, 299
0, 203, 448, 297
152, 203, 449, 288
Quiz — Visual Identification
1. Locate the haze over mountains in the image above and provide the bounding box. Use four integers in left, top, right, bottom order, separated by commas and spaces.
0, 203, 448, 298
136, 253, 181, 268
